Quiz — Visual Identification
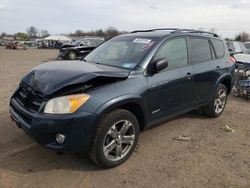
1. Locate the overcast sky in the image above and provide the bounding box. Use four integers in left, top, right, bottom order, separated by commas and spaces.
0, 0, 250, 38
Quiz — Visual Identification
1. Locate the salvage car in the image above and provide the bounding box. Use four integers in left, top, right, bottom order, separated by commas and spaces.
244, 42, 250, 52
9, 28, 234, 168
58, 37, 105, 60
227, 41, 249, 56
5, 41, 27, 50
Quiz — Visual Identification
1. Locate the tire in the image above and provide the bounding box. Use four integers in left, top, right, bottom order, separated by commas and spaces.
67, 51, 76, 60
89, 109, 139, 168
203, 83, 228, 118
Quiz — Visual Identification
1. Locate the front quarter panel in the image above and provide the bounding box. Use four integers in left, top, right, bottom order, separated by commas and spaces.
78, 74, 148, 114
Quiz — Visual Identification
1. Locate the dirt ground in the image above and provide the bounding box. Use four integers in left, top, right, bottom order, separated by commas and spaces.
0, 46, 249, 188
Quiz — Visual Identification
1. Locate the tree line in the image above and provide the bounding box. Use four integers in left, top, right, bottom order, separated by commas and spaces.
1, 26, 250, 42
0, 26, 127, 41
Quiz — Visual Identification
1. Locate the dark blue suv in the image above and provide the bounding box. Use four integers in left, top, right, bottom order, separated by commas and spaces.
9, 29, 234, 168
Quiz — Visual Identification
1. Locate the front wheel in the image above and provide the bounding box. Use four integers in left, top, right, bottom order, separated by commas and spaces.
89, 109, 139, 168
67, 51, 76, 60
203, 83, 228, 117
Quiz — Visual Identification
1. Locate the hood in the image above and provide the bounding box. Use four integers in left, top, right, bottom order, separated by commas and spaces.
22, 61, 130, 96
61, 44, 76, 48
234, 53, 250, 64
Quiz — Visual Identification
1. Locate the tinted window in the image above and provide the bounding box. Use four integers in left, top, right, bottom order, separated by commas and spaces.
211, 39, 225, 58
244, 43, 250, 49
239, 42, 248, 53
190, 38, 212, 64
154, 38, 188, 70
227, 42, 235, 52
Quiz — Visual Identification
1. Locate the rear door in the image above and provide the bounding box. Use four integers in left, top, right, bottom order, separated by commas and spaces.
189, 37, 223, 104
146, 37, 194, 122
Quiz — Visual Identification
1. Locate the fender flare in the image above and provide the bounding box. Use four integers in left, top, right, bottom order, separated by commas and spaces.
95, 94, 148, 129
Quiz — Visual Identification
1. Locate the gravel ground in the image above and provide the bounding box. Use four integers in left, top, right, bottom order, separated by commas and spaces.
0, 46, 249, 188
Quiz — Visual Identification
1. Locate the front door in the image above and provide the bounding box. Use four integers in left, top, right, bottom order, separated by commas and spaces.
145, 37, 194, 123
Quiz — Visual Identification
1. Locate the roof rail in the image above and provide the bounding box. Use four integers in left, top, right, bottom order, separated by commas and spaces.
130, 28, 219, 37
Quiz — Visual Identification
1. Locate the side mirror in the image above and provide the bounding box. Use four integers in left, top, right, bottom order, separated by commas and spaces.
155, 58, 168, 72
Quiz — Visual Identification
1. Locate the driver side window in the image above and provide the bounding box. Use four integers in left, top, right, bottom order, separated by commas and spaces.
154, 38, 188, 70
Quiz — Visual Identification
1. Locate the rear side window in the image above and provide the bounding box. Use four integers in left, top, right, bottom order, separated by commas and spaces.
154, 38, 188, 70
190, 38, 212, 64
211, 39, 225, 58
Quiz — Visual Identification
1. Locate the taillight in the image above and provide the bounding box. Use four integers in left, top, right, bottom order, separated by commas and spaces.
229, 56, 236, 64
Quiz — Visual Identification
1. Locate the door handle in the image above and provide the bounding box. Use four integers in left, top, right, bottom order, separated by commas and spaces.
216, 66, 221, 70
186, 72, 192, 80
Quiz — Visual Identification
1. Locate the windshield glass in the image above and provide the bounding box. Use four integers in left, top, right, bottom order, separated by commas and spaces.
71, 40, 81, 45
84, 36, 158, 69
244, 43, 250, 49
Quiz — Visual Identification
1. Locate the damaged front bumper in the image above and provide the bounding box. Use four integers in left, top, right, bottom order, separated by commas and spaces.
9, 97, 98, 153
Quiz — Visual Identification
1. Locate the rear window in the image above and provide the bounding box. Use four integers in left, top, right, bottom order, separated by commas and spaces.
190, 38, 212, 64
211, 39, 225, 59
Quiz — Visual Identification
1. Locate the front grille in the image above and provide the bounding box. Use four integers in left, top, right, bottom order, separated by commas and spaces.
14, 83, 46, 113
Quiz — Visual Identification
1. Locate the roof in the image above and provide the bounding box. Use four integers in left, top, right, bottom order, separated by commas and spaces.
43, 35, 71, 41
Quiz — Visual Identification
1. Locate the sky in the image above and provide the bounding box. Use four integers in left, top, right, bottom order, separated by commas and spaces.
0, 0, 250, 38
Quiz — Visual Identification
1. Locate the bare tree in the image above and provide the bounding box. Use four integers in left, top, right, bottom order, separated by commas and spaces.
41, 29, 50, 37
235, 32, 249, 42
26, 26, 38, 37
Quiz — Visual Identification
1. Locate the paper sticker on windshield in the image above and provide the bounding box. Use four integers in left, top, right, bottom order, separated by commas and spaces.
133, 38, 151, 44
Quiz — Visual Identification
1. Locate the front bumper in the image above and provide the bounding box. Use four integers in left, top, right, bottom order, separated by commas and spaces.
57, 50, 67, 59
9, 98, 98, 153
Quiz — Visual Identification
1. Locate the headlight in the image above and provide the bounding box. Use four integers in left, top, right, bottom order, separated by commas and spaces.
44, 94, 90, 114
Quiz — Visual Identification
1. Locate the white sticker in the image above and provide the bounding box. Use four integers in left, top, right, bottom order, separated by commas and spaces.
133, 38, 151, 44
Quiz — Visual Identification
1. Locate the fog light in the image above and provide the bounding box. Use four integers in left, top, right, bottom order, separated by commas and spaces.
56, 134, 65, 144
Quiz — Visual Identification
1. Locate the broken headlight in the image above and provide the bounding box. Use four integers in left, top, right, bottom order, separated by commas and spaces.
44, 94, 90, 114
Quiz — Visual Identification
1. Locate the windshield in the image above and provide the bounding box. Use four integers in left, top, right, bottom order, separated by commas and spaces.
71, 40, 81, 45
84, 36, 158, 69
244, 43, 250, 49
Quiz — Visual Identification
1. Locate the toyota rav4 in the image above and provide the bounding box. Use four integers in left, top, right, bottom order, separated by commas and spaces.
9, 28, 235, 168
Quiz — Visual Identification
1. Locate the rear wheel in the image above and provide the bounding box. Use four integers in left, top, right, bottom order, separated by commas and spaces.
203, 83, 228, 117
89, 109, 139, 168
67, 51, 76, 60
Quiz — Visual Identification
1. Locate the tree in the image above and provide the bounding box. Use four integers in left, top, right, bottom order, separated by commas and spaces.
75, 30, 83, 37
105, 26, 119, 38
1, 32, 7, 38
41, 29, 50, 37
14, 32, 30, 41
26, 26, 38, 37
235, 32, 249, 42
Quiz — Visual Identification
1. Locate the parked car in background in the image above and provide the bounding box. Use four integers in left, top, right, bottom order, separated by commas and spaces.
244, 42, 250, 52
5, 41, 27, 50
0, 40, 5, 46
227, 41, 249, 56
58, 37, 105, 60
9, 28, 234, 168
23, 41, 35, 47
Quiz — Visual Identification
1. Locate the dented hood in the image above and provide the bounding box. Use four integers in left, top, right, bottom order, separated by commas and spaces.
22, 61, 130, 95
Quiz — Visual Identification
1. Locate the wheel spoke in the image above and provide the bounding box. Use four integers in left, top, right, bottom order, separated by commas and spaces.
108, 126, 118, 139
104, 140, 116, 156
115, 144, 122, 157
219, 91, 226, 100
119, 121, 131, 136
122, 135, 135, 145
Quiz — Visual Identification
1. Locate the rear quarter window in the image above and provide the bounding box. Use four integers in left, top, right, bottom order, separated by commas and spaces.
211, 39, 225, 59
189, 38, 212, 64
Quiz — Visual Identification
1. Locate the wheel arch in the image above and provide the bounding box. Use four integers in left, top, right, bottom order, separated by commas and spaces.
95, 95, 148, 131
216, 74, 233, 95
